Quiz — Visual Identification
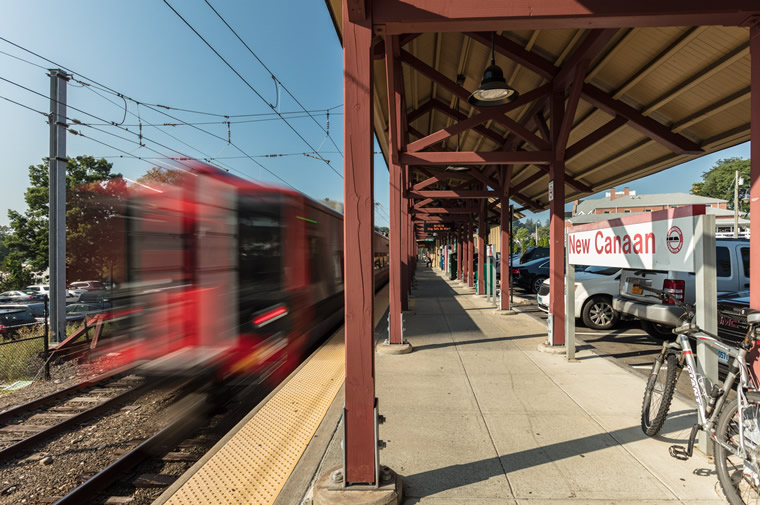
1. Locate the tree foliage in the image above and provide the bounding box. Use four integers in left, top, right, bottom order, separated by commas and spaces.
3, 156, 123, 290
691, 157, 750, 214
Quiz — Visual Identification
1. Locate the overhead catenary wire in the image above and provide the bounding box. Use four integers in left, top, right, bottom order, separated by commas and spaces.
0, 94, 49, 117
162, 0, 343, 179
0, 37, 343, 120
0, 74, 298, 189
203, 0, 344, 158
0, 37, 334, 195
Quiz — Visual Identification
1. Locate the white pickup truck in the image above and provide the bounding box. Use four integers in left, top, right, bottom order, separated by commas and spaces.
612, 238, 750, 339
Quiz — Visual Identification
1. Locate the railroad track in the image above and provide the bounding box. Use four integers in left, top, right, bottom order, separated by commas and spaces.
0, 370, 149, 460
47, 369, 277, 504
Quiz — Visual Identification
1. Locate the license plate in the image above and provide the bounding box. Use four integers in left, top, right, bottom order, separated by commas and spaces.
718, 349, 729, 365
631, 285, 643, 295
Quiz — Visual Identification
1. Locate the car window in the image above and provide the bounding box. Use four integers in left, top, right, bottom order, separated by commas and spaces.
742, 247, 750, 278
716, 247, 731, 278
27, 304, 45, 317
25, 287, 38, 292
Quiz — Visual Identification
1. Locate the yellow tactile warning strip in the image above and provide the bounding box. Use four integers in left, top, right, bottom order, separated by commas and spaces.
166, 333, 345, 505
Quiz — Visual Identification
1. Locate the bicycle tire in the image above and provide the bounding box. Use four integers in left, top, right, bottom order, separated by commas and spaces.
641, 352, 678, 436
715, 397, 760, 504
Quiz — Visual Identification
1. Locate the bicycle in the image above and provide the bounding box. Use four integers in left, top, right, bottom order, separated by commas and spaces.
636, 282, 760, 505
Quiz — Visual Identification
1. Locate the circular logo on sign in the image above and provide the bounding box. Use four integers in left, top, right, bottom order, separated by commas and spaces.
666, 226, 683, 254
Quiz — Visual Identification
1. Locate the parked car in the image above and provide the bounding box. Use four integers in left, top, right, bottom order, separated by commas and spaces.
0, 306, 39, 338
519, 246, 549, 264
69, 280, 106, 291
536, 266, 623, 330
613, 238, 749, 339
512, 257, 550, 293
0, 290, 43, 303
25, 285, 80, 303
65, 302, 111, 322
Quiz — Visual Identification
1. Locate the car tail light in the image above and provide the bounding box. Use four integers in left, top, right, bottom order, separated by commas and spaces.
252, 305, 288, 327
512, 268, 520, 275
662, 279, 685, 305
0, 325, 6, 334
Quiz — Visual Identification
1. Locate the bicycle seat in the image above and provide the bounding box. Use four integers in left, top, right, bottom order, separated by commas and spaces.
748, 312, 760, 325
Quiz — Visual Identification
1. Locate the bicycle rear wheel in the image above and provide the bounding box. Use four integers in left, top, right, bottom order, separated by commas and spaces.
641, 352, 678, 436
715, 397, 760, 505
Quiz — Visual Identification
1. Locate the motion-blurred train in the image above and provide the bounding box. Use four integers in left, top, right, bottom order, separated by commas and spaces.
91, 161, 388, 380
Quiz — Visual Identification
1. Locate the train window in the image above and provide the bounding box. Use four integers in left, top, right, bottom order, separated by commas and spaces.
238, 200, 282, 291
309, 236, 325, 283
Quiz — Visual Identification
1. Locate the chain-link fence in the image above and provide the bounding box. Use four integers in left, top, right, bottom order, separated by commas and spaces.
0, 333, 46, 385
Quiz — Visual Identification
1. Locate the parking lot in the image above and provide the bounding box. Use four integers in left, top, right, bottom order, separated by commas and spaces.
511, 286, 697, 400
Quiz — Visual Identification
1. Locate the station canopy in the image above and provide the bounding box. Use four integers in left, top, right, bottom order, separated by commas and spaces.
326, 2, 751, 212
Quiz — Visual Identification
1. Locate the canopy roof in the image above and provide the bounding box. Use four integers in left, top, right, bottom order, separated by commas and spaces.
326, 1, 752, 212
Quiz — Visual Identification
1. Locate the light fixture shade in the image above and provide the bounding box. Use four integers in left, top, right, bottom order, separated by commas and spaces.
468, 64, 519, 107
445, 165, 470, 172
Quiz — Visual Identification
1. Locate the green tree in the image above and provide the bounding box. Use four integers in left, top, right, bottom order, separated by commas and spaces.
691, 157, 750, 214
137, 166, 185, 186
3, 156, 123, 289
0, 225, 11, 266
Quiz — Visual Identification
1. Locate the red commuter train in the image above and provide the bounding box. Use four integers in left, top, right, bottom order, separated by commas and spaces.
103, 161, 388, 380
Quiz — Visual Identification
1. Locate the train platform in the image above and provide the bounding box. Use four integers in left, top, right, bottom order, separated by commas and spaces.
159, 265, 726, 505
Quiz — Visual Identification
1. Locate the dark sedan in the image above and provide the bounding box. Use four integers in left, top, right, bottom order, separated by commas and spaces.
512, 257, 550, 294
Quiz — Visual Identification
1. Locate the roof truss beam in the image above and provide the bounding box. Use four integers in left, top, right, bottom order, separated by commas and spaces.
401, 151, 553, 166
374, 1, 760, 33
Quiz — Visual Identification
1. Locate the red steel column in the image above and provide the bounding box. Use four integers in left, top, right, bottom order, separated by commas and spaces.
549, 88, 566, 346
478, 200, 486, 295
389, 164, 403, 344
401, 170, 409, 310
500, 166, 513, 310
457, 225, 463, 281
467, 219, 474, 287
751, 24, 760, 312
386, 35, 403, 345
342, 2, 376, 484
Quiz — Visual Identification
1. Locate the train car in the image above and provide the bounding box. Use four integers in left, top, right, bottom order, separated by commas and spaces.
109, 161, 388, 380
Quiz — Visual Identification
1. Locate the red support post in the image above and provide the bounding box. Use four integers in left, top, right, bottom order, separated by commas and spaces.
500, 166, 513, 311
401, 170, 409, 311
387, 34, 403, 345
457, 225, 463, 281
751, 23, 760, 313
467, 219, 474, 288
342, 2, 376, 484
549, 88, 566, 346
478, 200, 486, 295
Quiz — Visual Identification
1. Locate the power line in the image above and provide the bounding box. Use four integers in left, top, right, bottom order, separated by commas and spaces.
203, 0, 344, 158
0, 37, 323, 193
0, 74, 296, 189
0, 36, 342, 122
0, 49, 49, 70
77, 111, 342, 127
162, 0, 343, 180
0, 93, 49, 117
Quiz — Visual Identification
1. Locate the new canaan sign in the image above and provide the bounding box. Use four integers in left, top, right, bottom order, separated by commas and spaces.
567, 206, 705, 272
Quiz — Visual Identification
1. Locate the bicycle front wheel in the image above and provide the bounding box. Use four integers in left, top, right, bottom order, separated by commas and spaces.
715, 397, 760, 505
641, 352, 678, 436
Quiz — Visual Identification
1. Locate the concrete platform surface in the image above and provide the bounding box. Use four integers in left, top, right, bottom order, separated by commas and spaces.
313, 266, 726, 505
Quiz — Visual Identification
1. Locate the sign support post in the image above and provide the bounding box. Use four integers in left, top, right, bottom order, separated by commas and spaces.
565, 230, 575, 361
695, 213, 718, 457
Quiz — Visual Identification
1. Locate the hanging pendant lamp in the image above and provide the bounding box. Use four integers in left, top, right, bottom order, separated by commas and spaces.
469, 32, 519, 107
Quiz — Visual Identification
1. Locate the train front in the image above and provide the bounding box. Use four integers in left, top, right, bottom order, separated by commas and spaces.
99, 162, 296, 384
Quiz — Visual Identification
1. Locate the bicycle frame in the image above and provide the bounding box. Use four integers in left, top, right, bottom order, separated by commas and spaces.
663, 331, 756, 459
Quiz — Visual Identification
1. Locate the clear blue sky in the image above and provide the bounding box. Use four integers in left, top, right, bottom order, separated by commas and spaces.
0, 1, 751, 229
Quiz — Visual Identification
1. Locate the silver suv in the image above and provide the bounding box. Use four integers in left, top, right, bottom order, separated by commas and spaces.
612, 238, 749, 339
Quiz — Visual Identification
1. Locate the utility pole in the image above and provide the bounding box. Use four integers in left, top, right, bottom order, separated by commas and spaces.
734, 169, 740, 239
49, 69, 68, 343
